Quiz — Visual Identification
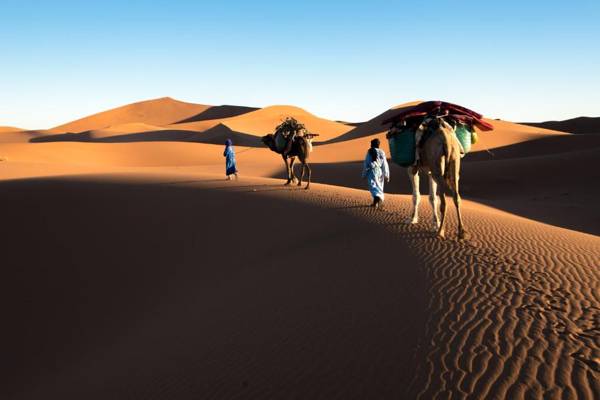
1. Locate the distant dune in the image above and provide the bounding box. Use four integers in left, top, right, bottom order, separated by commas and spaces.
51, 97, 210, 133
0, 126, 24, 133
325, 102, 566, 151
219, 105, 353, 141
0, 129, 52, 144
522, 116, 600, 134
39, 100, 353, 144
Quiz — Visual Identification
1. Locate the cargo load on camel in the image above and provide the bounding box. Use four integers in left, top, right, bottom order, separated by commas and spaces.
261, 117, 319, 189
272, 117, 318, 154
384, 101, 493, 167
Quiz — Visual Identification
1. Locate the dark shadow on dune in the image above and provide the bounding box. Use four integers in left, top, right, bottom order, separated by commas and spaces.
175, 105, 260, 123
465, 134, 600, 161
29, 124, 265, 147
195, 123, 263, 146
0, 175, 429, 399
521, 116, 600, 135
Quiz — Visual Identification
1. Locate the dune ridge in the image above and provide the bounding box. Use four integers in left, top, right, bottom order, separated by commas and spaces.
0, 126, 24, 133
216, 105, 353, 141
50, 97, 210, 133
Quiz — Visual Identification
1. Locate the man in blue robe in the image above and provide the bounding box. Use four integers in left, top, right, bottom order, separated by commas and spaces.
362, 138, 390, 208
223, 139, 238, 180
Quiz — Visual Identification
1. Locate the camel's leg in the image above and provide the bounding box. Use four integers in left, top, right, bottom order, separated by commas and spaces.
452, 187, 467, 240
283, 155, 292, 185
448, 163, 468, 240
435, 179, 447, 239
297, 160, 305, 187
290, 157, 299, 183
428, 174, 440, 231
407, 168, 420, 224
289, 157, 298, 185
430, 157, 448, 238
304, 163, 311, 190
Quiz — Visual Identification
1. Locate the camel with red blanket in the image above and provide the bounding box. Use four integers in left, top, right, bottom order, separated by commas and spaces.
384, 101, 493, 239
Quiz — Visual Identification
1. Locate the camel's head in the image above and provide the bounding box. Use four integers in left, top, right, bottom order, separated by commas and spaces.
261, 134, 276, 151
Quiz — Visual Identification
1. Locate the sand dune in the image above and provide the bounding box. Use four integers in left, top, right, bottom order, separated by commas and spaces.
523, 116, 600, 134
1, 173, 598, 399
0, 129, 53, 144
2, 98, 599, 399
0, 126, 24, 133
326, 101, 422, 143
50, 97, 209, 133
39, 101, 353, 144
219, 105, 353, 141
472, 118, 567, 151
326, 102, 566, 152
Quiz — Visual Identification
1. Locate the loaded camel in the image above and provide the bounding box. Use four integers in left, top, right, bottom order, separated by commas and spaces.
404, 116, 466, 240
261, 117, 318, 190
385, 101, 493, 240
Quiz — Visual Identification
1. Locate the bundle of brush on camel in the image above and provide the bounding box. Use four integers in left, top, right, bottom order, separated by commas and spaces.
262, 117, 319, 189
384, 101, 494, 240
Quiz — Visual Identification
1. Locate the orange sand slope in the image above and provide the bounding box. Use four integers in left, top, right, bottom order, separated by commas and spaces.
50, 97, 210, 133
1, 173, 598, 399
40, 99, 353, 145
36, 97, 564, 149
0, 126, 24, 133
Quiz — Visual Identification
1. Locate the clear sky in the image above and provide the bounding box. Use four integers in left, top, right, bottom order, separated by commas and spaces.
1, 0, 599, 129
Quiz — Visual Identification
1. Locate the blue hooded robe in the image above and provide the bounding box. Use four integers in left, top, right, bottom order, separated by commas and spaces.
224, 139, 238, 175
362, 148, 390, 200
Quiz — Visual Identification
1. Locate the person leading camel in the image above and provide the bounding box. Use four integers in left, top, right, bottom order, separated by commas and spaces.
362, 138, 390, 208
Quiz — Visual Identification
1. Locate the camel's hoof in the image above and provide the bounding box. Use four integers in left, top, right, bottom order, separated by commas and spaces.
437, 230, 446, 239
406, 218, 418, 225
284, 182, 291, 186
304, 186, 310, 190
297, 182, 302, 187
458, 231, 470, 241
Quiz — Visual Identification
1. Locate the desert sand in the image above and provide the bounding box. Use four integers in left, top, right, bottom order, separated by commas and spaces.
1, 98, 598, 399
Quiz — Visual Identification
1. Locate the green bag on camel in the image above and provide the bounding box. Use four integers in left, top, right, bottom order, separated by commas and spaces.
388, 127, 416, 167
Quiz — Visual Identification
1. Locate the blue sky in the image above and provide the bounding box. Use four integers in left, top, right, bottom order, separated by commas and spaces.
1, 0, 599, 129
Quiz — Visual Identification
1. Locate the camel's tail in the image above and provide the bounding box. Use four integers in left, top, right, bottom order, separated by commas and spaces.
439, 120, 459, 192
440, 124, 451, 178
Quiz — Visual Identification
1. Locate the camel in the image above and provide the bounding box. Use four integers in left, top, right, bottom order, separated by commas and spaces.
261, 132, 315, 190
402, 117, 468, 240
